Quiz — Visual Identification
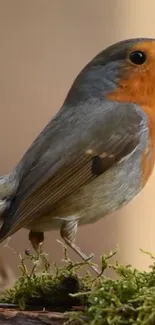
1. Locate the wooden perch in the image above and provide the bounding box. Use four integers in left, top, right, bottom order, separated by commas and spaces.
0, 308, 82, 325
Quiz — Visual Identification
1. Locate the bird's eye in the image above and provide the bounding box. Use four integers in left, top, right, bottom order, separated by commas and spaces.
129, 51, 146, 65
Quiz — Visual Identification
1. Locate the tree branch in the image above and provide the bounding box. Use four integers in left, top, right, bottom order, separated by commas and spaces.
0, 309, 78, 325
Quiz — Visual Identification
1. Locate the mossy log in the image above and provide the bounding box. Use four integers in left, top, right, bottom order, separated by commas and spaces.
0, 308, 81, 325
2, 247, 155, 325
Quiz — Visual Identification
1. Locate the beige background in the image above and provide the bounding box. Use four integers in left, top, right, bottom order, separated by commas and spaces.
0, 0, 155, 278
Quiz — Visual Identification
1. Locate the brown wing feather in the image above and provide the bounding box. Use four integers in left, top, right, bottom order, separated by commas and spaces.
0, 136, 138, 239
0, 98, 143, 243
18, 153, 96, 220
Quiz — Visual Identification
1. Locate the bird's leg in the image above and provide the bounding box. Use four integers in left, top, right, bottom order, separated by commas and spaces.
60, 220, 100, 275
28, 230, 50, 270
29, 230, 51, 270
29, 230, 44, 254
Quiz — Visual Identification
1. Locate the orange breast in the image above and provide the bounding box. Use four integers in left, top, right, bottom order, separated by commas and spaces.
106, 46, 155, 187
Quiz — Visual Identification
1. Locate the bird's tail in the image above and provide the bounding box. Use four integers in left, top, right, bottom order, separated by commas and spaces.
0, 170, 19, 200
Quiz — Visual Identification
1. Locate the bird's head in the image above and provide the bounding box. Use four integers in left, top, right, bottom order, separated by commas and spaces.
65, 38, 155, 110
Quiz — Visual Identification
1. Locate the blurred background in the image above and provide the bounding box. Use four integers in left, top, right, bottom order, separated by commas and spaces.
0, 0, 155, 280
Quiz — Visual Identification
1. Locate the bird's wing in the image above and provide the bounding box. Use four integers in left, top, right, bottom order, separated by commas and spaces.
0, 101, 145, 241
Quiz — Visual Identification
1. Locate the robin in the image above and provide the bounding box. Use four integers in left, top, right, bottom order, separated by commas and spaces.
0, 37, 154, 276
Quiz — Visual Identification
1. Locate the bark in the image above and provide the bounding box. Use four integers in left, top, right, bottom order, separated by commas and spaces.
0, 308, 82, 325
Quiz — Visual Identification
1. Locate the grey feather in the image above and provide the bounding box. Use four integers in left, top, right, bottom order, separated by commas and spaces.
0, 37, 152, 241
0, 172, 19, 199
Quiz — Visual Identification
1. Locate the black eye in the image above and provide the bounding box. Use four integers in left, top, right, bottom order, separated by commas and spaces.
129, 51, 146, 65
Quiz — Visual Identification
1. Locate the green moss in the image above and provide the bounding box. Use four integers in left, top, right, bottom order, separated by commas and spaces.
2, 244, 155, 324
0, 242, 92, 310
68, 249, 155, 325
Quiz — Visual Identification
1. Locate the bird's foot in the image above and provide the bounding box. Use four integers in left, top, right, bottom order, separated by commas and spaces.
61, 237, 100, 275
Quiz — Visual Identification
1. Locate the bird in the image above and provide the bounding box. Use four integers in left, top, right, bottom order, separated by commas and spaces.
0, 37, 155, 276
